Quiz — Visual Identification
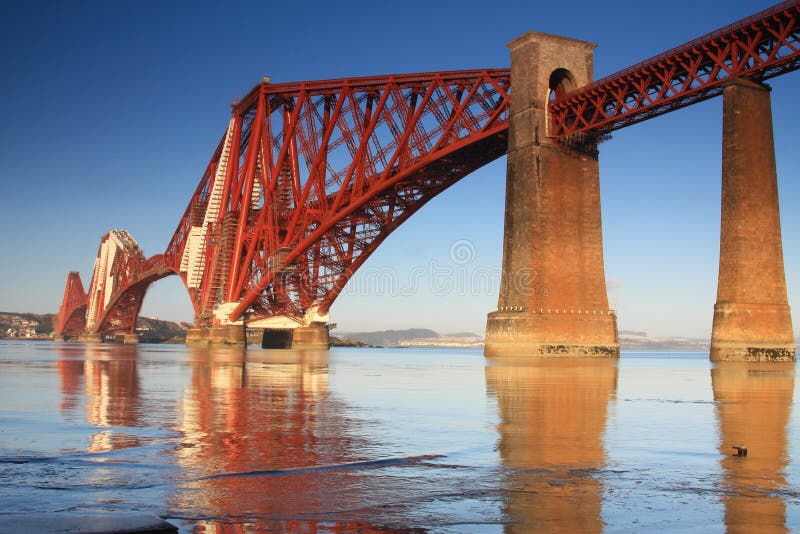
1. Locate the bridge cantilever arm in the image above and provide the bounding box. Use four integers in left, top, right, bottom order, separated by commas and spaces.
226, 122, 509, 323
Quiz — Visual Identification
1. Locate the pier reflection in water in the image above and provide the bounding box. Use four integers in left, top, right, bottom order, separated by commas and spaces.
712, 362, 795, 533
485, 358, 618, 532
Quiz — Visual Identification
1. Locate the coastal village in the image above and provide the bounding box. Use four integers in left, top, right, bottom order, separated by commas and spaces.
0, 312, 52, 339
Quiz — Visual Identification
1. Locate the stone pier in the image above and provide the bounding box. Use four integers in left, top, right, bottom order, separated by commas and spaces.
260, 324, 329, 349
291, 323, 330, 350
123, 334, 139, 345
710, 79, 795, 361
78, 332, 103, 343
485, 31, 618, 358
186, 324, 247, 347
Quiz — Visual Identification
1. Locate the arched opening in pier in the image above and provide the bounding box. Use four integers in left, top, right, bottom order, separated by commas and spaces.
548, 68, 576, 101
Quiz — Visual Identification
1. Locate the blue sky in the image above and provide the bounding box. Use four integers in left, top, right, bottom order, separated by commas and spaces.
1, 0, 797, 338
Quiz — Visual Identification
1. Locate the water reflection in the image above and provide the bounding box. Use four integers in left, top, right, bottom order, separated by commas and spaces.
172, 348, 395, 532
486, 358, 618, 532
712, 362, 795, 533
56, 344, 142, 452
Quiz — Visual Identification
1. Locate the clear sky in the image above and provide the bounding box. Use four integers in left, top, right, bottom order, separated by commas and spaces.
1, 0, 798, 339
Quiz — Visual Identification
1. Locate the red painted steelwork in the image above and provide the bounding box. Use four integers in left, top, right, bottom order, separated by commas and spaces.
164, 69, 512, 325
93, 254, 172, 336
83, 231, 173, 337
55, 272, 88, 338
549, 0, 800, 141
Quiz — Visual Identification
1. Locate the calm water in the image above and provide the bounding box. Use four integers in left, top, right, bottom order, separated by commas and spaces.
0, 340, 799, 532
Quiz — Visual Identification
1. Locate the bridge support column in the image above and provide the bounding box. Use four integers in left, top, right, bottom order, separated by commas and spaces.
185, 324, 247, 346
79, 332, 103, 343
485, 31, 618, 358
291, 323, 330, 350
123, 334, 139, 345
711, 79, 795, 361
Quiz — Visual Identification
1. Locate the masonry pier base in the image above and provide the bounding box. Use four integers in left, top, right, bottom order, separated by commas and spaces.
291, 323, 330, 350
79, 333, 103, 343
186, 324, 247, 347
123, 334, 139, 345
486, 311, 618, 358
261, 324, 330, 350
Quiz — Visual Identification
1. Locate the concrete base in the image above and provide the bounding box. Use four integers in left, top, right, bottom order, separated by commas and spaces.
123, 333, 139, 345
485, 311, 619, 358
79, 332, 103, 343
186, 324, 246, 347
291, 323, 330, 350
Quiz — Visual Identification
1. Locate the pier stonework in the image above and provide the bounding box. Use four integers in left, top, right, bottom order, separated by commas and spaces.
485, 32, 619, 358
711, 79, 795, 361
291, 323, 330, 350
186, 324, 247, 347
260, 325, 330, 349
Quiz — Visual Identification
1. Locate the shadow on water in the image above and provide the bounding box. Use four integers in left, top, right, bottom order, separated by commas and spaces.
712, 361, 795, 533
485, 358, 618, 533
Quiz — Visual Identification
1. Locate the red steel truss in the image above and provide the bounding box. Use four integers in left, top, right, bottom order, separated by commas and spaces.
549, 0, 800, 141
55, 272, 88, 338
80, 230, 172, 337
58, 1, 799, 334
165, 69, 511, 325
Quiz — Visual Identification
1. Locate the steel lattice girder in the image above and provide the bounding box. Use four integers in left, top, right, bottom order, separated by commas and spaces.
79, 230, 172, 336
549, 0, 800, 141
55, 272, 88, 337
164, 69, 512, 325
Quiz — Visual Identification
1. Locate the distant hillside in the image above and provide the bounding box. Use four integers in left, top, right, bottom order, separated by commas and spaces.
336, 328, 439, 347
447, 332, 481, 338
135, 317, 186, 343
334, 329, 486, 348
619, 330, 709, 351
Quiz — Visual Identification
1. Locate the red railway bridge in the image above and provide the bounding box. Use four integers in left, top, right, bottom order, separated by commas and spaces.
57, 1, 800, 360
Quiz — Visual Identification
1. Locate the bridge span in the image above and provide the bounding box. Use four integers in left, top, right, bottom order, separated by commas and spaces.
57, 1, 800, 360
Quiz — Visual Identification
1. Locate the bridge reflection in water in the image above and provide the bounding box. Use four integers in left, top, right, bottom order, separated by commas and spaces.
56, 343, 143, 453
46, 345, 799, 530
169, 348, 409, 532
712, 362, 795, 533
485, 358, 618, 532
